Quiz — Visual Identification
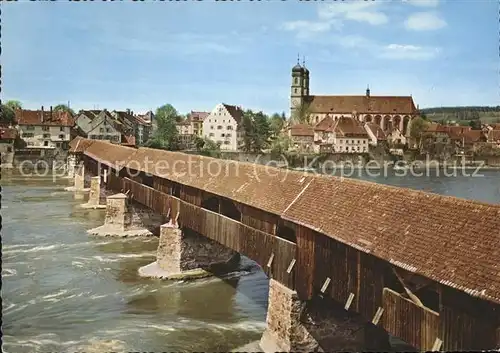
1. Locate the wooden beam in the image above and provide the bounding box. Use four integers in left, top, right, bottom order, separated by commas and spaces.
392, 267, 425, 308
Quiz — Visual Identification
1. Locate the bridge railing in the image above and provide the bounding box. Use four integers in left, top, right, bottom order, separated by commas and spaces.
110, 175, 296, 289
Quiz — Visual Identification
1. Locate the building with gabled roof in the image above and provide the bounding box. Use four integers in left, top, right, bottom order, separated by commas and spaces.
15, 106, 74, 150
290, 60, 418, 135
202, 103, 244, 151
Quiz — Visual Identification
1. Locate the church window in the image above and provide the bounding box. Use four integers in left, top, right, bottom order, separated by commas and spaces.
294, 88, 298, 94
295, 78, 298, 84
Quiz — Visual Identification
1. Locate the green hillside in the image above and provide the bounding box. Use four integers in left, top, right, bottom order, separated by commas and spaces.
420, 106, 500, 124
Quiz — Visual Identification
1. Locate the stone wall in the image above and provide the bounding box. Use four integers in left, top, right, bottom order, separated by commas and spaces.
260, 279, 321, 352
157, 225, 238, 275
104, 194, 131, 231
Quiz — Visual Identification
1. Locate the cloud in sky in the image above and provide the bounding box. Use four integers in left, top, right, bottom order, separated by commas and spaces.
403, 0, 440, 8
405, 12, 447, 31
317, 1, 388, 25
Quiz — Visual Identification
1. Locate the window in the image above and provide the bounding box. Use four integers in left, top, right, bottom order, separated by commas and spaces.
209, 133, 215, 137
43, 134, 51, 138
294, 78, 298, 84
7, 146, 12, 152
227, 126, 233, 130
221, 133, 225, 137
294, 88, 298, 94
210, 126, 214, 130
43, 141, 49, 147
23, 133, 34, 138
217, 125, 223, 130
59, 134, 64, 139
226, 134, 232, 138
56, 143, 61, 148
224, 141, 230, 145
100, 127, 105, 132
59, 127, 64, 132
26, 125, 35, 131
42, 126, 49, 131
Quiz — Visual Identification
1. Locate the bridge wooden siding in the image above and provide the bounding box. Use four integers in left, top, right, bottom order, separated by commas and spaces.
107, 173, 296, 288
75, 140, 500, 351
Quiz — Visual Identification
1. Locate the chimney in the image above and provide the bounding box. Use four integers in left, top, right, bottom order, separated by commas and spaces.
50, 106, 53, 120
41, 105, 44, 123
126, 108, 131, 115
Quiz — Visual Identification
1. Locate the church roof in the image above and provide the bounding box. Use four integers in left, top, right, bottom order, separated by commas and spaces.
304, 95, 417, 115
292, 64, 303, 72
333, 117, 369, 138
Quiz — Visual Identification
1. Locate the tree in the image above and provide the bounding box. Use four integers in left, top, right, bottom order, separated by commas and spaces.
409, 117, 429, 149
469, 119, 482, 130
270, 134, 291, 156
53, 104, 75, 116
239, 110, 255, 153
5, 100, 22, 111
1, 100, 22, 125
269, 113, 285, 137
252, 111, 271, 151
292, 103, 312, 124
200, 137, 221, 157
145, 104, 181, 151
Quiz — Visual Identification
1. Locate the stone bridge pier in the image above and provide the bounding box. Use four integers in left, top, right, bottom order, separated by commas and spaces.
259, 281, 392, 353
64, 165, 90, 193
87, 193, 165, 237
138, 223, 241, 280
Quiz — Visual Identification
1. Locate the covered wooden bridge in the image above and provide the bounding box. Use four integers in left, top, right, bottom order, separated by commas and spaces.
69, 138, 500, 351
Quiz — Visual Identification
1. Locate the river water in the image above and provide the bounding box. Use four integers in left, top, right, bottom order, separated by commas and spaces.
2, 169, 500, 352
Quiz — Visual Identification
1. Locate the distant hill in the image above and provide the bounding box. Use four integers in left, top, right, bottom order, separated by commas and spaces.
420, 106, 500, 123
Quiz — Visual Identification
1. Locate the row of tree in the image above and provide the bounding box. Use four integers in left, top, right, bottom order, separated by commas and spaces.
144, 103, 289, 155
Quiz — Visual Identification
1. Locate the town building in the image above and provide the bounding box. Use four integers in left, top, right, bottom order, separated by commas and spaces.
364, 123, 387, 147
0, 127, 17, 167
187, 111, 209, 137
74, 110, 122, 143
112, 109, 152, 146
287, 124, 314, 152
15, 106, 74, 150
386, 127, 407, 147
289, 59, 418, 135
202, 103, 243, 151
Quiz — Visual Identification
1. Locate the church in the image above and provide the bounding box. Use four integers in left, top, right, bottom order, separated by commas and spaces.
290, 59, 418, 135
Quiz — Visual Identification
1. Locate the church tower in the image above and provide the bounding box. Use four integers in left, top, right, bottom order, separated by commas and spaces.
290, 55, 307, 119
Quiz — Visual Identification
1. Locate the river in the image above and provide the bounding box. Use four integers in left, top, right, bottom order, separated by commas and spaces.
2, 169, 500, 352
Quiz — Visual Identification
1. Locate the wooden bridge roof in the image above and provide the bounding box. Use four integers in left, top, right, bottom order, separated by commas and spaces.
74, 138, 500, 305
281, 175, 500, 305
123, 147, 316, 215
83, 140, 138, 170
69, 136, 95, 153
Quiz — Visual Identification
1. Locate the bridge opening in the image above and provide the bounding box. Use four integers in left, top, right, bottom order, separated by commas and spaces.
201, 196, 219, 213
276, 221, 297, 243
171, 182, 181, 198
219, 198, 241, 221
384, 268, 440, 312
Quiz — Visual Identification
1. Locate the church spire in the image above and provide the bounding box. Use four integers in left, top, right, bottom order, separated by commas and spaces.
297, 53, 300, 65
302, 56, 306, 67
366, 84, 370, 97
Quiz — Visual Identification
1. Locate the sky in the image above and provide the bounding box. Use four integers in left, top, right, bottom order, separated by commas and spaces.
2, 0, 499, 116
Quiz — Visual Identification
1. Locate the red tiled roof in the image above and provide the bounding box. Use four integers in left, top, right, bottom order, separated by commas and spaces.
491, 123, 500, 130
282, 174, 500, 305
289, 124, 314, 137
463, 130, 486, 144
314, 115, 336, 132
334, 117, 369, 138
15, 109, 74, 127
84, 140, 139, 170
487, 130, 500, 142
73, 137, 500, 304
425, 123, 448, 133
187, 111, 209, 123
304, 95, 417, 115
0, 128, 18, 140
69, 136, 94, 153
365, 123, 387, 140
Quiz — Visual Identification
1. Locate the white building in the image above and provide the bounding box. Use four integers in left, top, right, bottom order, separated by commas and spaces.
202, 103, 243, 151
312, 116, 370, 153
15, 107, 73, 150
